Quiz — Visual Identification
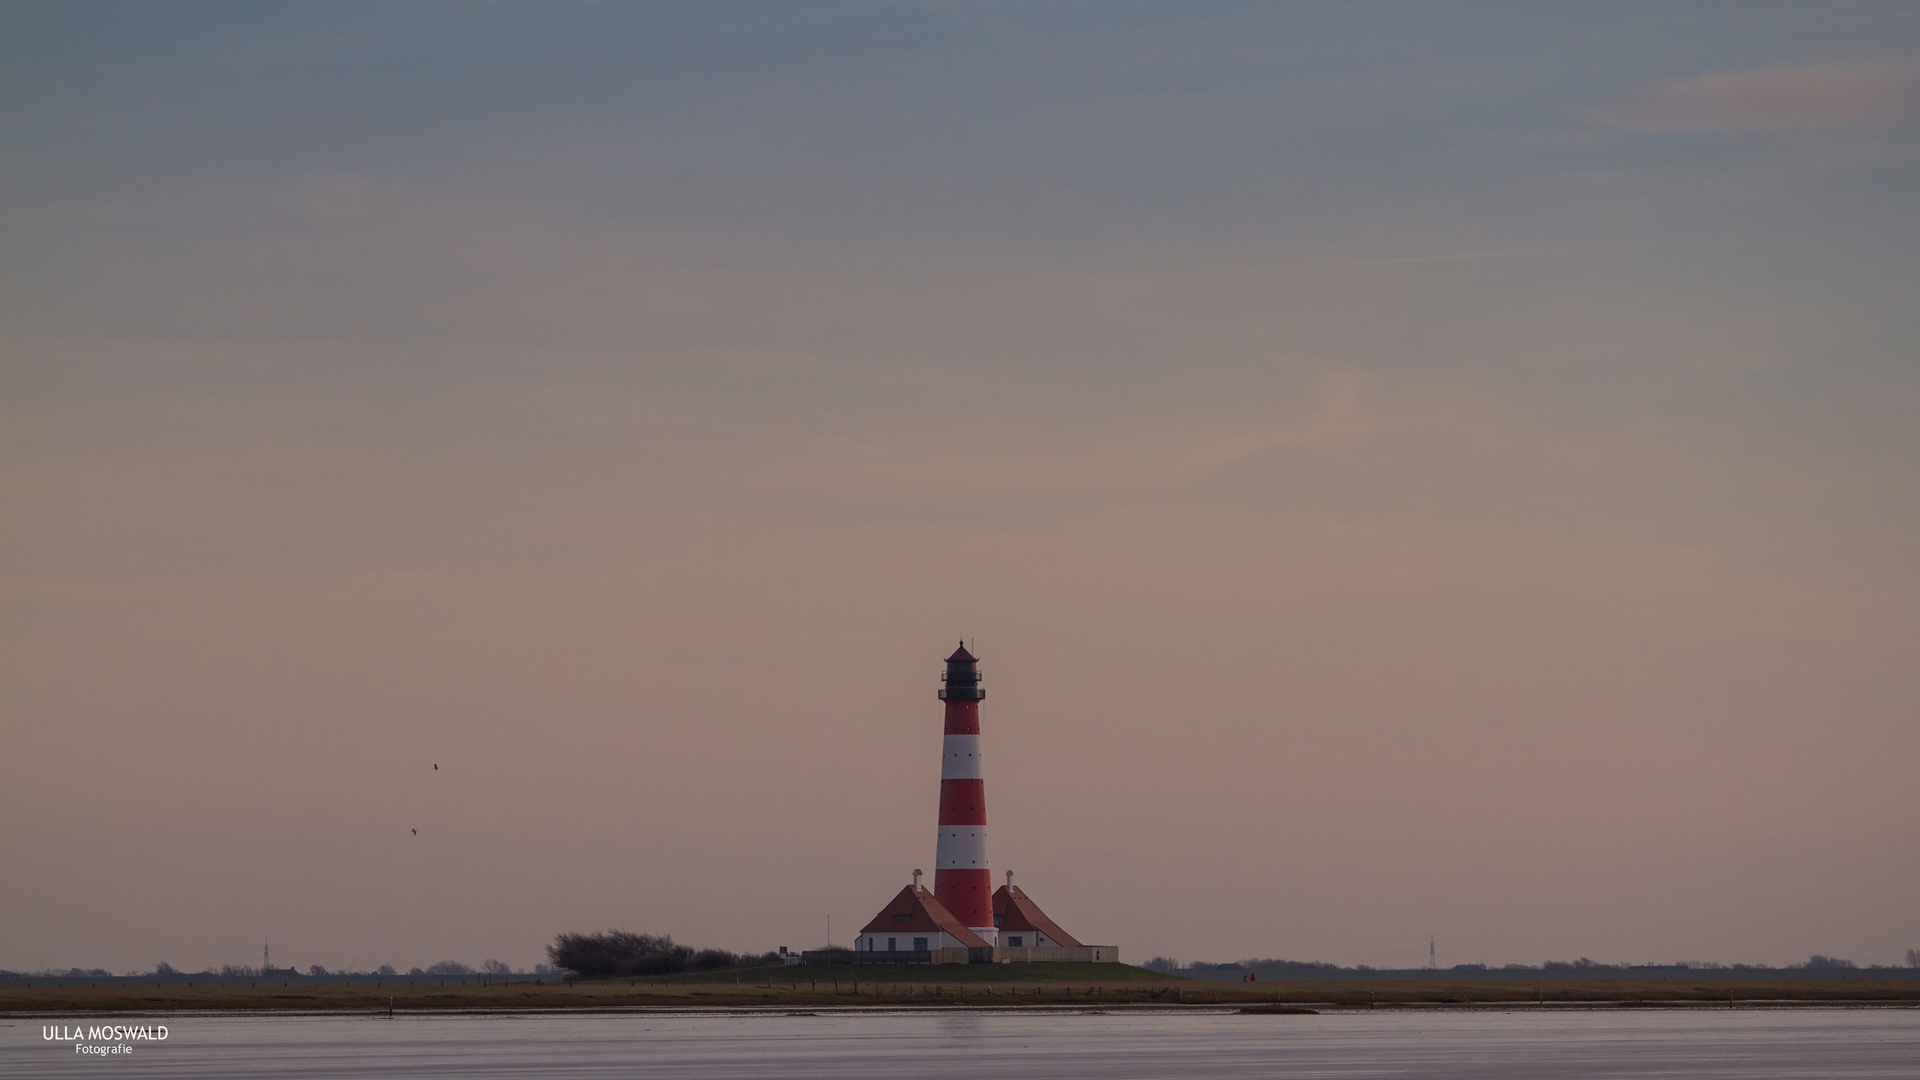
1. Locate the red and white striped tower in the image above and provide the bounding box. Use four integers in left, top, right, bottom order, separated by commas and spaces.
934, 642, 994, 941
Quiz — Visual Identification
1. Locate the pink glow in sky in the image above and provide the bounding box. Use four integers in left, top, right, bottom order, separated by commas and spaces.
3, 4, 1918, 975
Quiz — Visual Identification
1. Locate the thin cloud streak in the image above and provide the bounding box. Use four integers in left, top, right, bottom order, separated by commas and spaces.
1590, 63, 1920, 133
1250, 248, 1541, 271
1232, 239, 1696, 275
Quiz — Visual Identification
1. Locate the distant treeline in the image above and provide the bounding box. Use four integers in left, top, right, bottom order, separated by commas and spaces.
1146, 958, 1343, 976
1144, 954, 1915, 976
0, 959, 548, 979
546, 931, 777, 978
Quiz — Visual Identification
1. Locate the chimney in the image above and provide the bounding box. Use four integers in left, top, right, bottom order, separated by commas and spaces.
912, 868, 923, 891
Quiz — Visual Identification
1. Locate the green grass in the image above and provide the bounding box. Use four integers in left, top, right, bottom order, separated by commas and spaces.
656, 962, 1179, 984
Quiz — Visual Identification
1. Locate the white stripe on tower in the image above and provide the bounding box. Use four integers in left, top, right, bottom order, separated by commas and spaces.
935, 827, 987, 868
940, 734, 983, 779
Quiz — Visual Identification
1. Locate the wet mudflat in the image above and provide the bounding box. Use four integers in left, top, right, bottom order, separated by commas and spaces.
4, 1005, 1916, 1078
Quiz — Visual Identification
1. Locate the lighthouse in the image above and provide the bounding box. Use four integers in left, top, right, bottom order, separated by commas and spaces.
934, 642, 993, 941
849, 641, 1110, 964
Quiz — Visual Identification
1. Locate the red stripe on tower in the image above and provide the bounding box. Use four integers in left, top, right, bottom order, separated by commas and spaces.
934, 642, 993, 937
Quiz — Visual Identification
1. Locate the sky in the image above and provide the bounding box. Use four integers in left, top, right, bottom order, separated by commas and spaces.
3, 1, 1918, 974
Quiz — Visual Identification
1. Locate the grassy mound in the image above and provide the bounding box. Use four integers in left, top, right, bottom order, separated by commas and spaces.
657, 961, 1178, 984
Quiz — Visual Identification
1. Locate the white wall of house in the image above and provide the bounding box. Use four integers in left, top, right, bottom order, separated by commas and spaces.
996, 929, 1065, 948
854, 931, 974, 952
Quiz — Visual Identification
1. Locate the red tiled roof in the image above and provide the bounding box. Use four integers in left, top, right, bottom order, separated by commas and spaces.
858, 885, 991, 948
991, 885, 1082, 947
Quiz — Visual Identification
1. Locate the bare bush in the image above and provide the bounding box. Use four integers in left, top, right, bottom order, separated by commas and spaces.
548, 931, 693, 977
547, 931, 774, 978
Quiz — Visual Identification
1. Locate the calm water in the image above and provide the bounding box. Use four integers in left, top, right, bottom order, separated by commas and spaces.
4, 1007, 1916, 1078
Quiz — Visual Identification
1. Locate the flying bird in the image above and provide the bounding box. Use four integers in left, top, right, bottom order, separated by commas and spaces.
411, 829, 417, 835
433, 764, 438, 770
